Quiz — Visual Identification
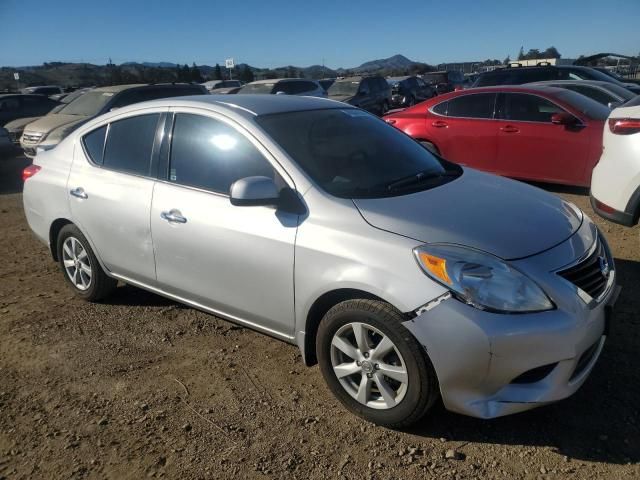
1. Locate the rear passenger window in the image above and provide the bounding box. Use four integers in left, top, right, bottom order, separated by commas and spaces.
82, 125, 107, 164
169, 114, 274, 194
102, 114, 159, 175
446, 93, 496, 119
432, 101, 448, 115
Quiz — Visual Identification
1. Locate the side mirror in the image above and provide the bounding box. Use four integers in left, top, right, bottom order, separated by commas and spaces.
551, 112, 578, 126
230, 176, 280, 207
607, 101, 622, 110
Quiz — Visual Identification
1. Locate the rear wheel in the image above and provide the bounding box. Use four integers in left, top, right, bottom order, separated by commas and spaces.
57, 224, 116, 302
317, 299, 439, 428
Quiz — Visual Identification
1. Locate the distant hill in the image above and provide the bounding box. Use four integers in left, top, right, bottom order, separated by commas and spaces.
0, 54, 433, 91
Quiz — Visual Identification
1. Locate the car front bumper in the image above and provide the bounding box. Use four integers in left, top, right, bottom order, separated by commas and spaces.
402, 221, 618, 419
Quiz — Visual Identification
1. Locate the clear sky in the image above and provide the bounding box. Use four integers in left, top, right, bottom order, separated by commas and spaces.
1, 0, 638, 68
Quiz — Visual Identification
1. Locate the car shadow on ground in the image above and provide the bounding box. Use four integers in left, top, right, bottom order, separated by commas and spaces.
101, 283, 180, 308
407, 257, 640, 465
0, 150, 30, 195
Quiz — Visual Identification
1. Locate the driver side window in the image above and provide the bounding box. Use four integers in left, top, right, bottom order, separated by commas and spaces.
503, 94, 564, 123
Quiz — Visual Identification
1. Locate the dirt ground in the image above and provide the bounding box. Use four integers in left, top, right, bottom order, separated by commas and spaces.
1, 150, 639, 480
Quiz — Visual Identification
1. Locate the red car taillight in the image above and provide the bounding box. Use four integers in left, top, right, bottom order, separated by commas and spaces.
609, 118, 640, 135
22, 165, 41, 181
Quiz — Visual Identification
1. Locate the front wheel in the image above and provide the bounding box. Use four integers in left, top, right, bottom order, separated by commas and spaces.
316, 299, 439, 428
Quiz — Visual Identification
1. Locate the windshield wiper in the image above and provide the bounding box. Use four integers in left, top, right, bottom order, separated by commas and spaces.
385, 170, 453, 191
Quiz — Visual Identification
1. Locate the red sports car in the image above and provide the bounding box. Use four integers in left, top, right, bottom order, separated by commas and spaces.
383, 86, 610, 187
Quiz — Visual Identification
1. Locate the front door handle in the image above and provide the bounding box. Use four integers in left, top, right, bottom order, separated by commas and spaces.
431, 120, 448, 128
69, 187, 88, 199
161, 209, 187, 224
500, 125, 520, 133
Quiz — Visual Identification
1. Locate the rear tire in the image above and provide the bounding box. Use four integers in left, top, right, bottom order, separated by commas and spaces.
316, 299, 439, 428
57, 224, 116, 302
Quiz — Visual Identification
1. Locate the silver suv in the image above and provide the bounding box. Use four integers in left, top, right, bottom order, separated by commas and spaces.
23, 95, 617, 427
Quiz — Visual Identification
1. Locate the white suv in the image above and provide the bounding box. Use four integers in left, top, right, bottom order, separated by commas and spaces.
591, 97, 640, 226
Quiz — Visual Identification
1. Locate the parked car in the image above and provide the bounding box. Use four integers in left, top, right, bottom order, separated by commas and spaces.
421, 71, 466, 95
327, 76, 391, 115
473, 64, 640, 95
527, 80, 636, 109
21, 85, 64, 96
20, 83, 207, 157
5, 88, 93, 145
23, 95, 617, 427
238, 79, 325, 97
383, 85, 610, 186
387, 76, 435, 108
0, 94, 60, 144
590, 95, 640, 226
202, 80, 242, 93
592, 67, 640, 87
318, 78, 336, 92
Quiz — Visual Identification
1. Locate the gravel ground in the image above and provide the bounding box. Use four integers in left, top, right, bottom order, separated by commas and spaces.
1, 150, 639, 480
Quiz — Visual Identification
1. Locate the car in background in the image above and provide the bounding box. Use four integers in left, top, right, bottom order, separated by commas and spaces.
238, 79, 325, 97
202, 80, 243, 94
591, 95, 640, 226
319, 78, 335, 92
327, 76, 391, 115
421, 71, 465, 95
473, 64, 640, 95
5, 88, 93, 144
383, 85, 610, 187
527, 80, 636, 109
592, 67, 640, 87
387, 76, 435, 108
20, 83, 206, 157
0, 94, 60, 138
22, 94, 617, 427
21, 86, 64, 96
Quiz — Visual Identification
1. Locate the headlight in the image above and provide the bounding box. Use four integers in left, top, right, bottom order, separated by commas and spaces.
414, 244, 554, 313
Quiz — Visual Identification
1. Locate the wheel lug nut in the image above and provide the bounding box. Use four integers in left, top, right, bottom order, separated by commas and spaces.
356, 361, 361, 366
364, 352, 369, 358
374, 364, 379, 370
366, 373, 373, 378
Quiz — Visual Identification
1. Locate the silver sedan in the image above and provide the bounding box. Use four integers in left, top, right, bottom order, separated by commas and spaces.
22, 94, 618, 427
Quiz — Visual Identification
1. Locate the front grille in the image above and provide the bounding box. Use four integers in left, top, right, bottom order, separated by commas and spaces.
22, 131, 43, 144
557, 238, 610, 300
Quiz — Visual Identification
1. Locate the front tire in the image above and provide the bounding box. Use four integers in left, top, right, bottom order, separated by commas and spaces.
57, 224, 116, 302
316, 299, 439, 428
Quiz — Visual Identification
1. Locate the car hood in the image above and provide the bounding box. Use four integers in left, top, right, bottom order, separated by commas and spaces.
353, 169, 582, 260
4, 116, 41, 131
24, 114, 87, 134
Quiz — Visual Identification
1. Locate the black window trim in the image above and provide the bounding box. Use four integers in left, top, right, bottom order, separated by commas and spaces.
80, 111, 164, 179
495, 91, 584, 125
156, 108, 295, 198
428, 92, 499, 121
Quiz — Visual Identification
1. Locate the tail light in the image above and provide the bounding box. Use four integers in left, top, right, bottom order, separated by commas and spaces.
22, 165, 41, 181
609, 118, 640, 135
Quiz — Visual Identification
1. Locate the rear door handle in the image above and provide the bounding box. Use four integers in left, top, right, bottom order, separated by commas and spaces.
69, 187, 88, 199
161, 209, 187, 224
500, 125, 520, 133
431, 120, 448, 128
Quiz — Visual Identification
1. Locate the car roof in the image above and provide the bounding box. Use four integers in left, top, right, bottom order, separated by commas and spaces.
431, 84, 569, 101
387, 76, 411, 82
0, 93, 52, 99
246, 78, 309, 85
526, 80, 615, 88
111, 94, 348, 119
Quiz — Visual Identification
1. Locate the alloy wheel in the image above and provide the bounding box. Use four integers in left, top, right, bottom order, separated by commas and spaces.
330, 322, 408, 409
62, 236, 92, 291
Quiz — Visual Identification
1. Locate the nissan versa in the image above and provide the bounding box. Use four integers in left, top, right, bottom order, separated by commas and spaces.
22, 95, 619, 427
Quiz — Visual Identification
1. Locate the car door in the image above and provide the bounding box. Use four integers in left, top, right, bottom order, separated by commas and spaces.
150, 110, 298, 337
427, 93, 499, 171
494, 93, 591, 184
67, 109, 165, 284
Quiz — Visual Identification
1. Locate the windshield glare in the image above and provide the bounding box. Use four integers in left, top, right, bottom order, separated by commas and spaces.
58, 91, 112, 116
256, 108, 454, 198
328, 81, 359, 96
238, 83, 275, 94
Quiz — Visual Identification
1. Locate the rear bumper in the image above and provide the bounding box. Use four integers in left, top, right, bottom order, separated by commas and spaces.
590, 194, 636, 227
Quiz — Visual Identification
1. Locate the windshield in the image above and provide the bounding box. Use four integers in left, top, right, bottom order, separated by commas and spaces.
57, 91, 112, 116
554, 89, 611, 120
238, 83, 275, 94
256, 108, 458, 198
422, 73, 447, 85
328, 81, 359, 96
